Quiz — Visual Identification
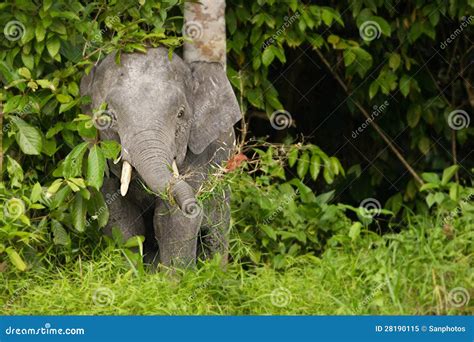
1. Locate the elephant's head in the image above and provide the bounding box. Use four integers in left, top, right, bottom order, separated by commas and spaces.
80, 47, 240, 215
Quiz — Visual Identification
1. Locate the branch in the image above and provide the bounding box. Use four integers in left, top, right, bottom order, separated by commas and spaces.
315, 49, 424, 185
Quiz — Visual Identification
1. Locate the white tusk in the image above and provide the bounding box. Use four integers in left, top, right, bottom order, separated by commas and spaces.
113, 154, 122, 164
120, 161, 132, 196
172, 160, 180, 178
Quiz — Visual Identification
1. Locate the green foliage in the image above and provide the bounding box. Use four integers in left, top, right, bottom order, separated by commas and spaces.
226, 0, 474, 199
228, 144, 349, 268
0, 0, 181, 271
1, 210, 471, 314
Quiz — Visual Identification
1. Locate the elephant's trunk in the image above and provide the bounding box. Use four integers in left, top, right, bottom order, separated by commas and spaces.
123, 130, 198, 216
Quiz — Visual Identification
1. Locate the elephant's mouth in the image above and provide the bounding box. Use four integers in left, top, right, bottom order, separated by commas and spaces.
119, 159, 200, 217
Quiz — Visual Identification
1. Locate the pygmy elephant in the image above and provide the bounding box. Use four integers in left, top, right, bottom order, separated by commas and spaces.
80, 47, 241, 267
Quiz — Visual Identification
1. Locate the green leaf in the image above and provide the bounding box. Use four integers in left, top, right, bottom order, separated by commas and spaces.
47, 37, 61, 58
297, 151, 310, 179
407, 103, 421, 127
260, 225, 277, 240
6, 248, 27, 271
349, 222, 362, 241
343, 49, 356, 66
71, 193, 87, 232
421, 172, 440, 184
369, 81, 379, 99
441, 165, 459, 185
63, 142, 88, 178
87, 189, 109, 228
35, 23, 46, 42
56, 94, 73, 104
87, 145, 106, 190
10, 116, 43, 155
30, 182, 43, 202
100, 140, 121, 160
18, 67, 31, 79
399, 75, 411, 97
262, 48, 275, 67
323, 166, 334, 184
389, 53, 401, 70
124, 236, 145, 248
309, 153, 321, 180
51, 220, 71, 246
288, 148, 298, 167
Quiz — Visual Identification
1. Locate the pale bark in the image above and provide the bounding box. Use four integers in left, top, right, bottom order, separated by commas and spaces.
183, 0, 227, 66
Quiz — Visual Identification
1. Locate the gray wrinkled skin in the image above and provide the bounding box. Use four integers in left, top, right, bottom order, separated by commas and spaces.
80, 47, 241, 268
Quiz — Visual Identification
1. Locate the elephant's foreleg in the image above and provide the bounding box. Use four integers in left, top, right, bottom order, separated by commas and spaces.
101, 177, 146, 241
154, 201, 202, 268
198, 189, 231, 264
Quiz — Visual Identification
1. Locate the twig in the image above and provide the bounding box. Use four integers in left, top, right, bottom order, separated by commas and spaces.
315, 49, 424, 185
422, 56, 459, 182
238, 70, 248, 153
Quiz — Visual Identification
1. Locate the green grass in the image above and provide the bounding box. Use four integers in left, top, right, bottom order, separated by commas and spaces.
1, 215, 472, 315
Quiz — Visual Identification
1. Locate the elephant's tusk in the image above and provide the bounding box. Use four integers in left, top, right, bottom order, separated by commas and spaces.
172, 160, 180, 178
120, 161, 133, 196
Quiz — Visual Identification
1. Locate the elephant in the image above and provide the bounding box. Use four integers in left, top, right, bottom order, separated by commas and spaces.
80, 47, 241, 267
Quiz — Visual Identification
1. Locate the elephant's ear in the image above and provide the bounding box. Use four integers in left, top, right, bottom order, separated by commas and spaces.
188, 62, 241, 155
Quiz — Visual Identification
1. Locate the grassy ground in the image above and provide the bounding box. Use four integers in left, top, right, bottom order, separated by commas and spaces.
1, 215, 472, 315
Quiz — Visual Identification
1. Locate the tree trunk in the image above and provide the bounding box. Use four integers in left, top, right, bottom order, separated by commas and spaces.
183, 0, 227, 66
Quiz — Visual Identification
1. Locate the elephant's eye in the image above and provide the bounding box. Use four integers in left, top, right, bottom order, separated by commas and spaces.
177, 106, 185, 118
